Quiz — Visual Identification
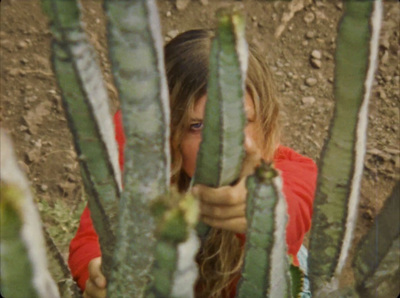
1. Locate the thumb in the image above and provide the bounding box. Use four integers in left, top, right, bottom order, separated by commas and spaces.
88, 257, 107, 288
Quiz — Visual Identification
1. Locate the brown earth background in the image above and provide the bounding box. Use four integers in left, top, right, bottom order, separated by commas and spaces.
1, 0, 399, 293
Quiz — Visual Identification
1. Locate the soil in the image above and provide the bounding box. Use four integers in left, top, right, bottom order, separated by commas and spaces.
1, 0, 399, 292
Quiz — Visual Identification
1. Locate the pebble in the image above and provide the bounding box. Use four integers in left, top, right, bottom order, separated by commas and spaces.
40, 184, 48, 192
305, 31, 315, 39
20, 58, 28, 65
17, 40, 28, 50
167, 29, 179, 39
310, 58, 322, 69
303, 12, 315, 24
176, 0, 190, 11
166, 11, 172, 17
305, 77, 317, 87
200, 0, 208, 5
311, 50, 322, 60
302, 96, 316, 105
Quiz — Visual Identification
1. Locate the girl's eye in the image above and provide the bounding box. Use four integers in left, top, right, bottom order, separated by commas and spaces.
190, 122, 203, 131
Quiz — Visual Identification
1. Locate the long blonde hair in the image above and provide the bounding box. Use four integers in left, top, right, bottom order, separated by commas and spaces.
164, 29, 280, 297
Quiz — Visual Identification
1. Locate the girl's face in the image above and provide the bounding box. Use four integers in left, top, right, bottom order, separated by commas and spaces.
180, 93, 264, 178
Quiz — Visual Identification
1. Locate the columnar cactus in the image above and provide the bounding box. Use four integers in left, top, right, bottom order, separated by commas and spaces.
308, 1, 383, 295
0, 130, 60, 298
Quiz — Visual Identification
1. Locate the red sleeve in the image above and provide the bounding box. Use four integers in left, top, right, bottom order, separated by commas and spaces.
68, 110, 125, 290
274, 146, 317, 266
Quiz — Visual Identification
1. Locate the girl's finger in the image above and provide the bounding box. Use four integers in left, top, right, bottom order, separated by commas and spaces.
200, 202, 246, 219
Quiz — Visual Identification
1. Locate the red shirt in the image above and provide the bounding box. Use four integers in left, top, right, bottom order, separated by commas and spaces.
68, 110, 317, 292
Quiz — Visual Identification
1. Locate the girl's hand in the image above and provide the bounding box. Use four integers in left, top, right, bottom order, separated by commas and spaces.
83, 257, 106, 298
192, 137, 262, 234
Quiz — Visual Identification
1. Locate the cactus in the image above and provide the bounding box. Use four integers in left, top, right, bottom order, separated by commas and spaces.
353, 182, 400, 298
104, 0, 171, 295
193, 9, 247, 188
0, 130, 60, 298
2, 0, 396, 297
41, 0, 122, 278
236, 162, 291, 297
308, 0, 383, 295
192, 8, 248, 238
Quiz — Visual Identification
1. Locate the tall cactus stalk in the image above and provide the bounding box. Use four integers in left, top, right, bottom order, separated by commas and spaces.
0, 130, 60, 298
236, 162, 291, 297
192, 9, 248, 237
353, 182, 400, 298
146, 190, 199, 297
308, 0, 382, 294
193, 9, 247, 188
104, 0, 170, 295
41, 0, 122, 277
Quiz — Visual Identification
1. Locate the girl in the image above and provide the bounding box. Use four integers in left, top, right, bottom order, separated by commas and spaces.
69, 29, 317, 298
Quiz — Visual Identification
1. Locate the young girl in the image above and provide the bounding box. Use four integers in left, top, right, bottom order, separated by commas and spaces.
69, 29, 317, 298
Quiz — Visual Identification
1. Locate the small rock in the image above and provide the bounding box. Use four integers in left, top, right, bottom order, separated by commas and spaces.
167, 29, 179, 39
299, 85, 307, 91
8, 68, 20, 77
40, 184, 48, 192
310, 58, 322, 69
303, 12, 315, 24
378, 89, 387, 100
305, 77, 317, 87
328, 77, 334, 83
251, 16, 257, 22
336, 2, 343, 10
199, 0, 208, 5
284, 81, 292, 88
362, 209, 373, 221
18, 161, 30, 174
20, 58, 28, 65
19, 125, 29, 132
302, 40, 308, 47
17, 40, 28, 50
176, 0, 190, 11
166, 11, 172, 17
381, 51, 389, 65
305, 31, 315, 39
25, 149, 41, 164
311, 50, 322, 60
64, 164, 74, 172
57, 182, 76, 196
302, 96, 316, 105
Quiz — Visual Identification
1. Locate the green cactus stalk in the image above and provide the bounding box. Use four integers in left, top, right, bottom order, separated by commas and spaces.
192, 9, 248, 237
0, 130, 60, 298
41, 0, 122, 277
146, 190, 199, 297
236, 162, 291, 297
308, 0, 382, 294
104, 0, 171, 295
353, 182, 400, 298
193, 9, 247, 188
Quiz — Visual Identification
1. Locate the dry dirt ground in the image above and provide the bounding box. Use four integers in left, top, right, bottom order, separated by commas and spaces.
1, 0, 399, 292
